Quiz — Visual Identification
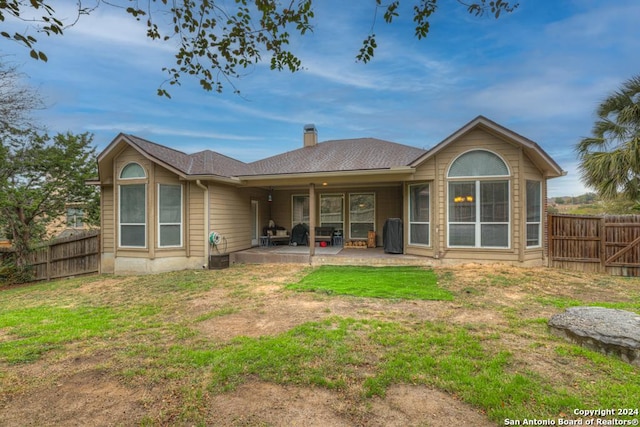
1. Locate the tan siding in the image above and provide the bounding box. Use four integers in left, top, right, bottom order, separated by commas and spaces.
115, 146, 152, 177
210, 184, 254, 253
188, 182, 205, 257
102, 186, 114, 252
412, 157, 436, 181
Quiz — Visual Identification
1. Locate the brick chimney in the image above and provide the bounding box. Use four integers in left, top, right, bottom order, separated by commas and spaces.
303, 124, 317, 147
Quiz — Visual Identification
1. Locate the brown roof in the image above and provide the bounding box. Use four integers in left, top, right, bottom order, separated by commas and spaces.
125, 135, 251, 177
104, 117, 562, 181
246, 138, 427, 176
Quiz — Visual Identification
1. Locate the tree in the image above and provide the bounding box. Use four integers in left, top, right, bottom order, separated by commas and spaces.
0, 132, 98, 269
0, 61, 98, 272
0, 0, 517, 96
576, 75, 640, 202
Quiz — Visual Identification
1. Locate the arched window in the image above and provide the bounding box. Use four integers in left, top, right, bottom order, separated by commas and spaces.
448, 150, 509, 177
120, 163, 146, 179
119, 163, 146, 247
447, 150, 510, 248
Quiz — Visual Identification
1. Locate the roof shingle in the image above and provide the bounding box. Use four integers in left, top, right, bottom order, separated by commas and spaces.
247, 138, 427, 176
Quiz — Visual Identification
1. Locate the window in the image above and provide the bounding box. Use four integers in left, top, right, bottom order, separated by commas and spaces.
526, 180, 542, 247
320, 194, 344, 232
292, 195, 309, 227
158, 184, 182, 247
67, 207, 84, 228
447, 150, 510, 248
120, 163, 145, 179
349, 193, 375, 239
408, 184, 429, 246
119, 184, 146, 247
448, 150, 509, 177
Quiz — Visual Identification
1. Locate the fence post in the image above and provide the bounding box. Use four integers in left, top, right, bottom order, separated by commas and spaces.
46, 244, 51, 281
599, 216, 606, 272
547, 214, 554, 266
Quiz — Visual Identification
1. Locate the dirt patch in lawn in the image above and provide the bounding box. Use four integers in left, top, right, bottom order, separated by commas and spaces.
1, 263, 638, 426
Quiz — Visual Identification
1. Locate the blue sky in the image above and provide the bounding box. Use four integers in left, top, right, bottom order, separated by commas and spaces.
2, 0, 639, 197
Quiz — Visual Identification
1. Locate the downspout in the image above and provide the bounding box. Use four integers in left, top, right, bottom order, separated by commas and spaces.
196, 180, 209, 268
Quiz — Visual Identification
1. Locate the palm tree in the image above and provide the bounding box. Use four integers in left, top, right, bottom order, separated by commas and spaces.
576, 74, 640, 201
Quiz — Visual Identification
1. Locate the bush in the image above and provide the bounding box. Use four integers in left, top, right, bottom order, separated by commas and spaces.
0, 258, 33, 285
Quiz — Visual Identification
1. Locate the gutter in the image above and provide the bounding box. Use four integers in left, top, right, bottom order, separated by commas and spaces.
238, 167, 416, 182
196, 180, 209, 268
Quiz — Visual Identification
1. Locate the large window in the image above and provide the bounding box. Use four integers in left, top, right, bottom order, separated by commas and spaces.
292, 195, 309, 227
526, 180, 542, 247
320, 194, 344, 232
349, 193, 375, 239
119, 162, 147, 248
119, 184, 146, 247
158, 184, 182, 247
447, 150, 510, 248
408, 184, 429, 246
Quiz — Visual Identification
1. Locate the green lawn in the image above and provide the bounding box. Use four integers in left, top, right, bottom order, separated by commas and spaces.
287, 266, 453, 300
1, 265, 639, 426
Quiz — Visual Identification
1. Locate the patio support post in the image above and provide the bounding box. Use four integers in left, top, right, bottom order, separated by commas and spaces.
309, 183, 316, 256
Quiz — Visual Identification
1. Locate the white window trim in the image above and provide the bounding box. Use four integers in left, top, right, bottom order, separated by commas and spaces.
349, 192, 375, 240
526, 180, 542, 248
320, 193, 345, 233
157, 183, 183, 248
446, 149, 511, 178
447, 180, 511, 249
119, 162, 146, 180
118, 183, 147, 249
291, 194, 310, 228
408, 183, 430, 247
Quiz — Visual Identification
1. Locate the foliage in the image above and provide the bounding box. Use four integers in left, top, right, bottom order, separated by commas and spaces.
0, 256, 33, 285
0, 0, 518, 96
287, 265, 453, 300
0, 60, 99, 270
0, 132, 99, 267
576, 74, 640, 202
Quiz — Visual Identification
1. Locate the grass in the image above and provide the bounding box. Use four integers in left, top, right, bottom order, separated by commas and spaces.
287, 265, 453, 300
1, 265, 639, 425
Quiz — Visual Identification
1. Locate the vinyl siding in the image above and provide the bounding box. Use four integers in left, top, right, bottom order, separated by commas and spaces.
101, 185, 114, 252
188, 182, 205, 257
209, 184, 255, 253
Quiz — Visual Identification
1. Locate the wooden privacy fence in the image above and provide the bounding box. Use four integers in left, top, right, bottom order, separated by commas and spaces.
1, 230, 100, 281
548, 214, 640, 276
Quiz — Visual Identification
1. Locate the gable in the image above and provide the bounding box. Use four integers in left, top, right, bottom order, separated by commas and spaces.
411, 116, 563, 178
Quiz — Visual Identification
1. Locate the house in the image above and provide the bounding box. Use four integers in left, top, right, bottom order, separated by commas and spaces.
94, 116, 564, 274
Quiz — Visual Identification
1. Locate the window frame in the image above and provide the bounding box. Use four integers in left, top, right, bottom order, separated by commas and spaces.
320, 193, 345, 233
66, 207, 85, 228
291, 194, 310, 228
408, 183, 430, 247
157, 183, 183, 248
119, 162, 146, 179
446, 150, 511, 249
526, 180, 542, 248
349, 192, 375, 240
118, 183, 147, 248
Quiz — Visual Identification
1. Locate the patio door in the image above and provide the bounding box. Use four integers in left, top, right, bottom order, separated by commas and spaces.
251, 200, 259, 246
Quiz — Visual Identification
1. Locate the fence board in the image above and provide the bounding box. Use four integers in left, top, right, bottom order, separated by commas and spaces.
549, 214, 640, 276
2, 230, 100, 282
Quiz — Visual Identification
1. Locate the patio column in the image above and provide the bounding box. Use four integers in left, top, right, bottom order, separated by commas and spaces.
309, 183, 316, 256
